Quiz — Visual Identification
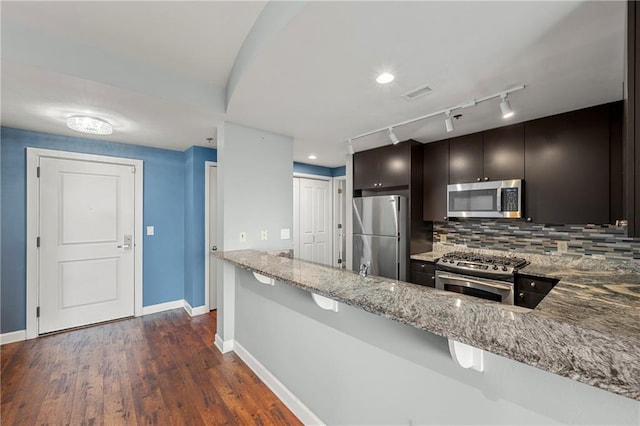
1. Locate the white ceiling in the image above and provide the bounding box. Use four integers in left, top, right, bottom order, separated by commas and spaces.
1, 1, 626, 167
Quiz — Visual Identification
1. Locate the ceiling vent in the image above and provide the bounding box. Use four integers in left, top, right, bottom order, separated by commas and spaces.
401, 84, 433, 101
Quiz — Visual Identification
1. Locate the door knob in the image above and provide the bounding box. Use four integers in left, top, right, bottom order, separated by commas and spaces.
212, 245, 218, 251
118, 235, 132, 250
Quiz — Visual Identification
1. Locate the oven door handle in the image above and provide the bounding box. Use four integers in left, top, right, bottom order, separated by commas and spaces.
437, 273, 512, 292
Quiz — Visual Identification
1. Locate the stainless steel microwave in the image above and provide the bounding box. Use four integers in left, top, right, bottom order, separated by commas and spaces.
447, 179, 522, 219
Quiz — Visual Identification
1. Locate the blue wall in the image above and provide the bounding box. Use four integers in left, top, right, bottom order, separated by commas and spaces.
0, 127, 212, 333
183, 147, 216, 308
293, 162, 345, 177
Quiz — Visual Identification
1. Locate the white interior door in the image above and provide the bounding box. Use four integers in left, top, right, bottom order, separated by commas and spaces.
38, 157, 136, 334
296, 177, 331, 265
208, 165, 218, 310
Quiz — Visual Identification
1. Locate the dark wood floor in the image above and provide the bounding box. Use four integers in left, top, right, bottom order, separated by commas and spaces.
1, 309, 302, 425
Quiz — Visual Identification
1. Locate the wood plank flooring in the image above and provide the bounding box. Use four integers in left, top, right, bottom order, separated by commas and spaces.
1, 310, 303, 425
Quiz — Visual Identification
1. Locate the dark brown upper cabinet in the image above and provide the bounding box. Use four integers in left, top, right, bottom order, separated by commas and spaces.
483, 123, 525, 181
423, 140, 450, 222
449, 133, 483, 184
353, 142, 412, 190
449, 125, 524, 184
524, 104, 611, 224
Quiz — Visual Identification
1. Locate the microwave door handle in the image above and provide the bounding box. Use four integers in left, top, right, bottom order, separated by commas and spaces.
437, 274, 512, 292
496, 188, 502, 212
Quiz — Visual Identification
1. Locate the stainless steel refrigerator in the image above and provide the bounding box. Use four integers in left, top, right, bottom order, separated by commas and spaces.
352, 195, 407, 280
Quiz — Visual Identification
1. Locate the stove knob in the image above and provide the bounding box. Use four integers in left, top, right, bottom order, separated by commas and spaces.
502, 266, 508, 271
493, 265, 499, 270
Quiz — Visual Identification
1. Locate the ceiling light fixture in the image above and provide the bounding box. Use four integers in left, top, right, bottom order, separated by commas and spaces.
444, 112, 454, 133
388, 127, 400, 145
66, 115, 113, 135
344, 85, 525, 147
500, 94, 515, 119
376, 72, 395, 84
308, 154, 317, 160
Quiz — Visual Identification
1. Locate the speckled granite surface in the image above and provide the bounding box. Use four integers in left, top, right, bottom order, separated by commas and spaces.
217, 248, 640, 401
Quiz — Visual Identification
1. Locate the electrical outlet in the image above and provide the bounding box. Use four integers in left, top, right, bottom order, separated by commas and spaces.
440, 234, 447, 243
239, 232, 246, 242
261, 230, 268, 241
557, 241, 568, 253
146, 226, 154, 236
280, 228, 290, 240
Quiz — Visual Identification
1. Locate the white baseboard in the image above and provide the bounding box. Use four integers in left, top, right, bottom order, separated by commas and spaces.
183, 300, 209, 317
234, 341, 324, 426
1, 329, 26, 345
214, 333, 234, 353
142, 299, 184, 315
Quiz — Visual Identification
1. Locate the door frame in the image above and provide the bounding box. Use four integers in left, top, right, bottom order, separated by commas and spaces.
204, 161, 218, 311
332, 176, 347, 268
26, 148, 144, 339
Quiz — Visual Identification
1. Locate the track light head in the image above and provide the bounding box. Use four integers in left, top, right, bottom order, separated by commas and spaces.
388, 128, 400, 145
500, 94, 514, 119
444, 112, 454, 133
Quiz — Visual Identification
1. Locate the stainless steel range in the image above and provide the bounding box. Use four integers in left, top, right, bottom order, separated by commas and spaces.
435, 252, 529, 305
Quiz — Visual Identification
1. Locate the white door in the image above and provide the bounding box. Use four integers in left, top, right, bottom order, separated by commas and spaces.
38, 157, 136, 334
296, 178, 331, 265
208, 165, 218, 310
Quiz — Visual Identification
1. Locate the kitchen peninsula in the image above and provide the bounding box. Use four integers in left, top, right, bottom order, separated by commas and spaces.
215, 248, 640, 425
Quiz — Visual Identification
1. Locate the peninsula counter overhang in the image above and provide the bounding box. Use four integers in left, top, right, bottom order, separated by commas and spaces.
215, 249, 640, 401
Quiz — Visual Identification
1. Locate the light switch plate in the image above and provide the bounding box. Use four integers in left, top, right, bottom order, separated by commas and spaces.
146, 226, 154, 236
261, 230, 268, 241
280, 228, 290, 240
239, 232, 247, 242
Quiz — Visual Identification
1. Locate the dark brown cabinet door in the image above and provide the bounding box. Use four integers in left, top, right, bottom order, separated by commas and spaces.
449, 133, 483, 184
423, 140, 449, 221
353, 148, 380, 190
483, 123, 524, 181
378, 144, 411, 188
524, 104, 610, 224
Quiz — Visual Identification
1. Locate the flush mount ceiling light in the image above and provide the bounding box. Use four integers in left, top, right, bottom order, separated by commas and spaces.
388, 127, 400, 145
66, 115, 113, 135
500, 94, 515, 119
444, 112, 454, 133
308, 154, 317, 160
376, 72, 395, 84
345, 84, 525, 147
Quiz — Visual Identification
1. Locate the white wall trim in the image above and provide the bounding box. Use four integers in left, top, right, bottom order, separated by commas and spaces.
141, 300, 184, 315
293, 172, 332, 181
183, 300, 209, 317
1, 330, 26, 345
26, 148, 144, 340
234, 341, 325, 426
214, 333, 234, 353
204, 161, 218, 313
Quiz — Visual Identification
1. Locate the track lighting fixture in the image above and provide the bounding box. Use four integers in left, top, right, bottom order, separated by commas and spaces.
388, 128, 400, 145
345, 85, 525, 147
444, 112, 454, 133
500, 94, 514, 119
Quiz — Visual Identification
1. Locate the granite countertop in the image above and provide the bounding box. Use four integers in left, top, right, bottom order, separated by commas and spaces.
216, 248, 640, 401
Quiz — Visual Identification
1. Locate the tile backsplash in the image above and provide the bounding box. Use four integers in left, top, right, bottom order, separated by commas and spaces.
434, 221, 640, 261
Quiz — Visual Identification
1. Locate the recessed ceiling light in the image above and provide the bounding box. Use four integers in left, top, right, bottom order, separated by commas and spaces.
66, 115, 113, 135
376, 72, 395, 84
308, 154, 317, 160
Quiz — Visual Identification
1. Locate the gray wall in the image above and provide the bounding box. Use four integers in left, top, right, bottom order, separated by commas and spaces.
234, 268, 640, 425
216, 121, 293, 344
